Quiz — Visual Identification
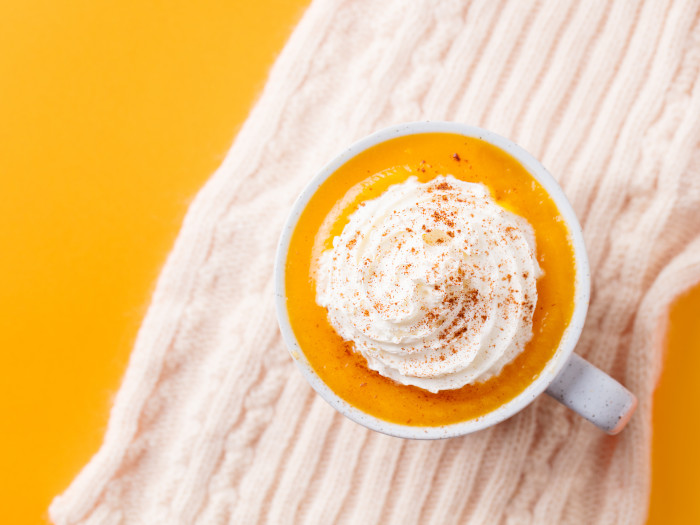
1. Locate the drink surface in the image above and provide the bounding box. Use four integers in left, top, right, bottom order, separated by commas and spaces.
286, 132, 575, 426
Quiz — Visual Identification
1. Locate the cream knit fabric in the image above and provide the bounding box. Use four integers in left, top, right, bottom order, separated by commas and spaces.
50, 0, 700, 523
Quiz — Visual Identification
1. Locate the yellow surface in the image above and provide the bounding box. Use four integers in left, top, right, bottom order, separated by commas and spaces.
0, 1, 696, 523
649, 285, 700, 525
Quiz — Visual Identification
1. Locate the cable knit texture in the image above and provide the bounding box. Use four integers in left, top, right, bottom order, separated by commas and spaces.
50, 1, 700, 523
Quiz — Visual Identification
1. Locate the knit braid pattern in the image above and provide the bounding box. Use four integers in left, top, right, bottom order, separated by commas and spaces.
50, 1, 700, 523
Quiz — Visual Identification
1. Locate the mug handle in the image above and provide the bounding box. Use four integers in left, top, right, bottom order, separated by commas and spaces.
545, 353, 638, 435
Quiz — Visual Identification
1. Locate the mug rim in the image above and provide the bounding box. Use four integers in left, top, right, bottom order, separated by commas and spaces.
274, 121, 590, 439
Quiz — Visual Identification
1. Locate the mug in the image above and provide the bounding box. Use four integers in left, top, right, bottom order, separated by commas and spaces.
274, 121, 637, 439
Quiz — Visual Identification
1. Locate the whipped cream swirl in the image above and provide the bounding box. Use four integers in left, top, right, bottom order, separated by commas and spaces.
316, 175, 541, 392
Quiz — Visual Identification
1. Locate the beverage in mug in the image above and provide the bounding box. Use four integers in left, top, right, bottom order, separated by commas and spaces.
275, 122, 636, 439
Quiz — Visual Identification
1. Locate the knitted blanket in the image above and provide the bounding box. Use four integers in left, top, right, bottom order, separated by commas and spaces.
50, 0, 700, 523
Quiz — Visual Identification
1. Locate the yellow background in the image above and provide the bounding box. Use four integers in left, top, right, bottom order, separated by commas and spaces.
0, 1, 697, 523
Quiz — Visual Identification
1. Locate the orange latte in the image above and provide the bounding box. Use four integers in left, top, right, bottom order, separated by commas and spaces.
285, 132, 575, 426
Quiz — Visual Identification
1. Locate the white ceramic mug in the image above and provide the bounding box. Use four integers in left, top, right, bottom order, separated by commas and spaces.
274, 121, 637, 439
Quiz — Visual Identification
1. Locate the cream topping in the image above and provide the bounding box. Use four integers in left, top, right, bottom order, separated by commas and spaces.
316, 175, 541, 392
